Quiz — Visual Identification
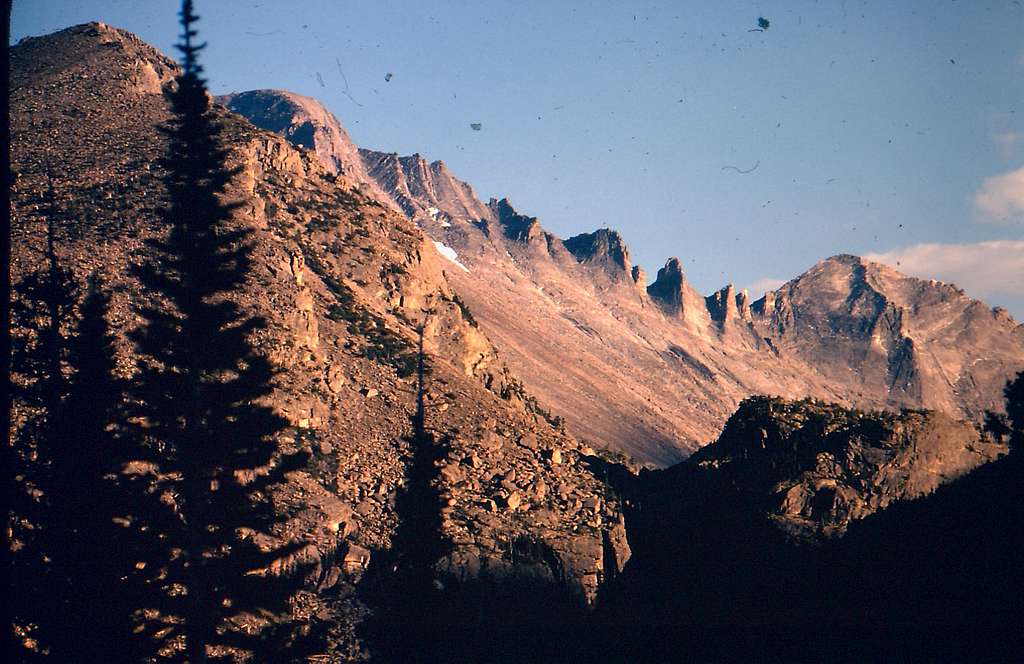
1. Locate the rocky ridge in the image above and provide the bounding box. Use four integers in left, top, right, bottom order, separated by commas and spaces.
595, 391, 1022, 662
216, 89, 395, 210
355, 148, 493, 226
225, 89, 1024, 466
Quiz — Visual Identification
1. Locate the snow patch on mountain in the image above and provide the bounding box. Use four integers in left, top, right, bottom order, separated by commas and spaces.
433, 240, 470, 272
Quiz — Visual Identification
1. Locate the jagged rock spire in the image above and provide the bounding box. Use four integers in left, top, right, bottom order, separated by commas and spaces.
706, 284, 738, 326
564, 228, 631, 276
736, 288, 752, 322
491, 198, 544, 243
647, 258, 688, 313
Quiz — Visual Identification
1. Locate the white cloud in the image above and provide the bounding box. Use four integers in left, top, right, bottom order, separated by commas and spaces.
972, 166, 1024, 224
746, 277, 786, 296
865, 240, 1024, 306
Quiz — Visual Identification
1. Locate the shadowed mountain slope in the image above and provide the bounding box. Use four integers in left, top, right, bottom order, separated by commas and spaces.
596, 395, 1022, 662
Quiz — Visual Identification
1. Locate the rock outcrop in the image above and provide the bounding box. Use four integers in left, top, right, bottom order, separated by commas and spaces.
686, 396, 1007, 536
217, 89, 397, 209
564, 229, 632, 283
705, 283, 739, 327
736, 288, 752, 322
490, 197, 545, 245
399, 153, 492, 222
647, 258, 684, 310
358, 148, 492, 225
596, 393, 1023, 662
646, 258, 709, 326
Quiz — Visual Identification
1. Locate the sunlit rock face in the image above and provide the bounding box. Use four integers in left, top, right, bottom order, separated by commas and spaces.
224, 90, 1024, 467
217, 89, 399, 209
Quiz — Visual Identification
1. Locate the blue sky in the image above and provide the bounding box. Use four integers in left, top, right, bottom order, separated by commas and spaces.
12, 1, 1024, 318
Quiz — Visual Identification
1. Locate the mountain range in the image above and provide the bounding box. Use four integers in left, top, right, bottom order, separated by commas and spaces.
221, 87, 1024, 466
8, 21, 1024, 662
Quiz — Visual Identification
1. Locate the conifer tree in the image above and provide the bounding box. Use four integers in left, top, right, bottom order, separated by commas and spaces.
8, 204, 80, 659
9, 182, 142, 659
43, 275, 142, 660
1006, 371, 1024, 452
127, 1, 316, 659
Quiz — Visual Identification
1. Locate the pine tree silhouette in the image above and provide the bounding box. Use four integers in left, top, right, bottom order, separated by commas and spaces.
125, 2, 318, 660
9, 175, 150, 659
1005, 371, 1024, 452
358, 324, 452, 661
8, 181, 81, 658
42, 275, 147, 660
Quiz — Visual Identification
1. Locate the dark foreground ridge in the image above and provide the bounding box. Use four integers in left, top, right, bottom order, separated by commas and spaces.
594, 383, 1024, 661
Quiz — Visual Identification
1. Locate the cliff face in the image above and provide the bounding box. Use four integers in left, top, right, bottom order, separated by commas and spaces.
226, 88, 1024, 466
685, 396, 1007, 537
9, 23, 629, 658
